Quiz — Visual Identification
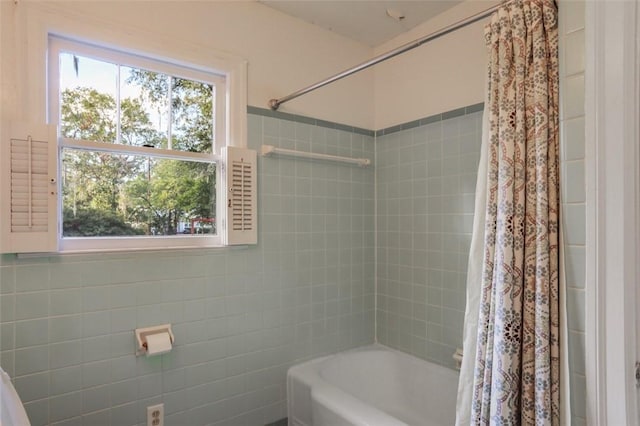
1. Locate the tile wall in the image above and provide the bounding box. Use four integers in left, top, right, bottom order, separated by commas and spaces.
559, 1, 587, 424
374, 12, 588, 416
375, 107, 483, 368
0, 111, 376, 426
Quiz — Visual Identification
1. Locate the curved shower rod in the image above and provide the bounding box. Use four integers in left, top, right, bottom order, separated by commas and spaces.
268, 2, 503, 111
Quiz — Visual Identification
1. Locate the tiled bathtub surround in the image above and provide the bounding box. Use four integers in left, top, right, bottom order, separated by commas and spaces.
0, 112, 376, 426
0, 100, 586, 425
376, 109, 483, 367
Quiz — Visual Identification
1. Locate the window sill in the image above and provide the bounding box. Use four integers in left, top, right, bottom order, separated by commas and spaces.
15, 244, 249, 259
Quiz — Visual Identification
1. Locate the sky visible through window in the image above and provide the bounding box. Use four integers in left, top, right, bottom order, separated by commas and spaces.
60, 53, 167, 144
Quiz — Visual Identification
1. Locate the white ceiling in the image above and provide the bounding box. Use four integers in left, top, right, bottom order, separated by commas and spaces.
259, 1, 464, 47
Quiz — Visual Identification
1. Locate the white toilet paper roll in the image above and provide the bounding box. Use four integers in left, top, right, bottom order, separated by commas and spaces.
145, 332, 172, 356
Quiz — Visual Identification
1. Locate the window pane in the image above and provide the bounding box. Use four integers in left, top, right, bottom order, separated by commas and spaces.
62, 149, 216, 237
59, 54, 215, 153
121, 67, 169, 148
171, 77, 214, 153
60, 53, 118, 142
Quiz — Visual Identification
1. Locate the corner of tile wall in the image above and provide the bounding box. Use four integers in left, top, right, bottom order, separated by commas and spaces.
375, 108, 483, 368
559, 0, 587, 423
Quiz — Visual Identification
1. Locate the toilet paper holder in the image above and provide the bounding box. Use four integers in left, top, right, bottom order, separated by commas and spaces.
135, 324, 174, 356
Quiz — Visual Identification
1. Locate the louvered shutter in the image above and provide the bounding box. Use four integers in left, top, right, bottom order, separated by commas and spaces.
223, 146, 257, 245
1, 122, 58, 253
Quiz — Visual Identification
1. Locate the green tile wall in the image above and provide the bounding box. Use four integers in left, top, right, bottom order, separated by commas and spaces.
0, 112, 375, 426
375, 110, 483, 368
559, 0, 586, 423
0, 101, 584, 425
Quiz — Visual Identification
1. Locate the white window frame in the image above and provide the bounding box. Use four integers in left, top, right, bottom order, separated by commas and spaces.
49, 37, 230, 251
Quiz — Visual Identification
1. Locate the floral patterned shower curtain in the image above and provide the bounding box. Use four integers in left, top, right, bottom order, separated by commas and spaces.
471, 0, 560, 424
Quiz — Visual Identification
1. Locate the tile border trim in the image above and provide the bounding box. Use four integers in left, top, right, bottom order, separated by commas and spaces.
247, 102, 484, 137
374, 102, 485, 137
247, 106, 375, 137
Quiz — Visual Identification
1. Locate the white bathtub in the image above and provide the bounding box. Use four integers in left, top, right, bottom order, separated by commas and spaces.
287, 344, 458, 426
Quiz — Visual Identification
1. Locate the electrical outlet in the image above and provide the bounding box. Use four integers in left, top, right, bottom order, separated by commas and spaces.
147, 403, 164, 426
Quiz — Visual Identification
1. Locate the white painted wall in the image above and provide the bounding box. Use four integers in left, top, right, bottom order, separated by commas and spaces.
1, 0, 508, 131
373, 1, 498, 129
0, 1, 375, 129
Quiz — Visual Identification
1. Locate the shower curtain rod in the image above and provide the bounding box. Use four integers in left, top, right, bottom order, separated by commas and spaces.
268, 2, 502, 111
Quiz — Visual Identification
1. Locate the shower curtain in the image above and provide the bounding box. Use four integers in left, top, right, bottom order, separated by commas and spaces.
455, 0, 562, 424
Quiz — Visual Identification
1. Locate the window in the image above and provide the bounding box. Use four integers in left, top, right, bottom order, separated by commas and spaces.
1, 28, 254, 254
39, 37, 254, 252
0, 37, 257, 253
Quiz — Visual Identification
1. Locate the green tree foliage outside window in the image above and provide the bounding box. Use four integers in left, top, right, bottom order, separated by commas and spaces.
61, 63, 217, 237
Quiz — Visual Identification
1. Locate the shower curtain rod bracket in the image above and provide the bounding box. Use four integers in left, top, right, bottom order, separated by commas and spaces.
268, 99, 280, 111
